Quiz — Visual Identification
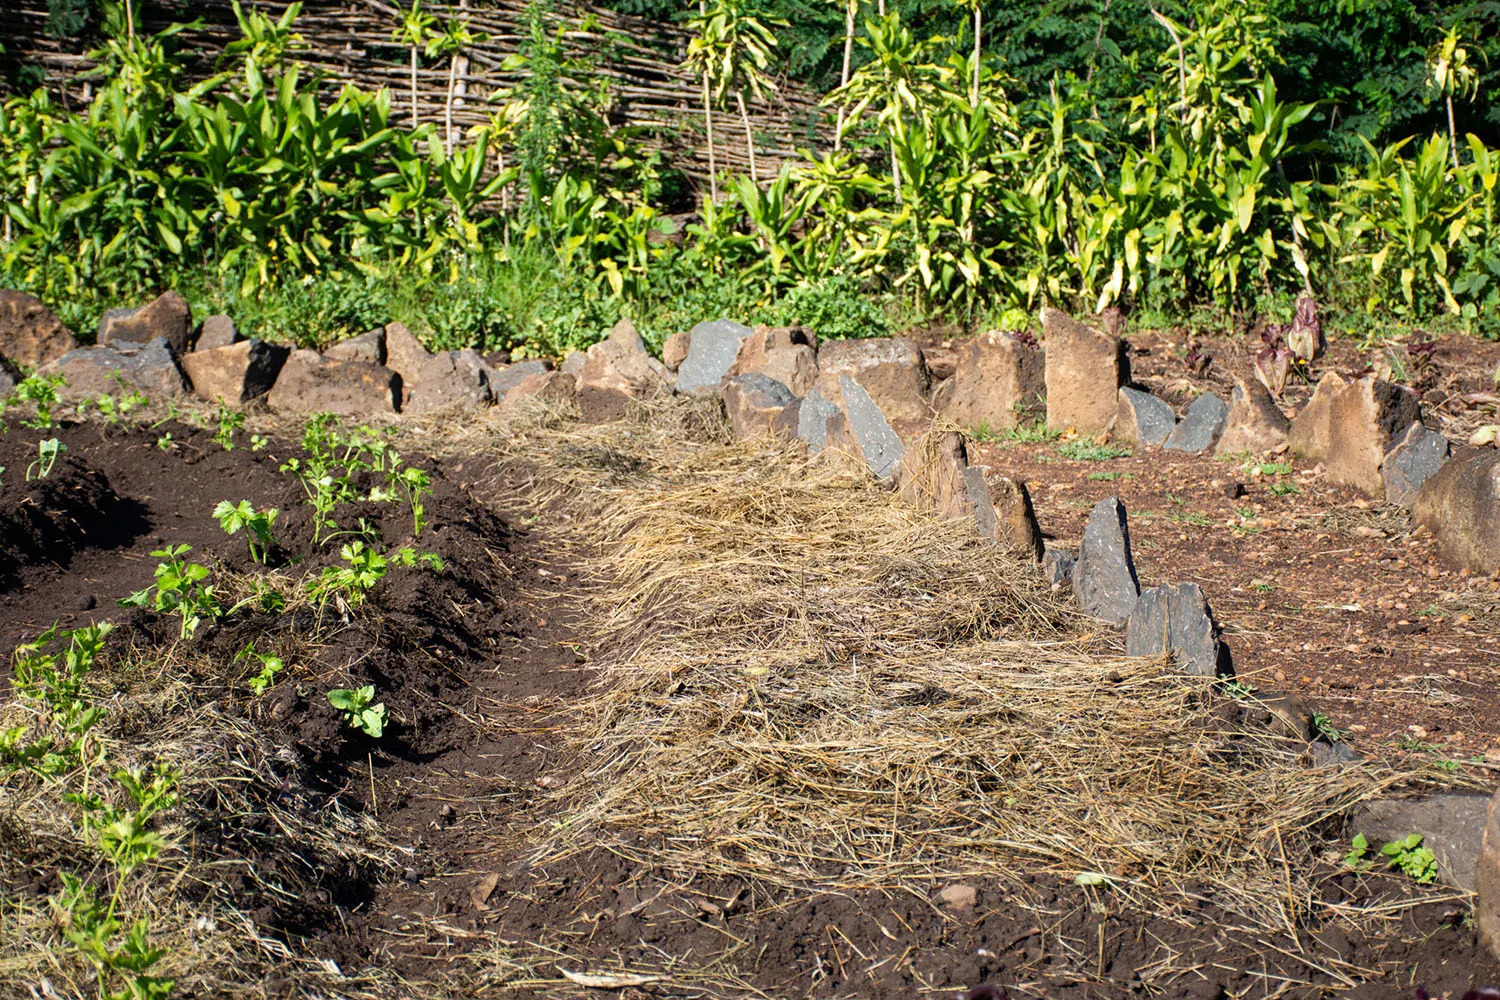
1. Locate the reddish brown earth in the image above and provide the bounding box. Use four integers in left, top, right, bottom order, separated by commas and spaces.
3, 407, 1500, 998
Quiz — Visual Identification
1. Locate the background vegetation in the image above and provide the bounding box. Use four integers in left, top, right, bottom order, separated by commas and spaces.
2, 0, 1499, 356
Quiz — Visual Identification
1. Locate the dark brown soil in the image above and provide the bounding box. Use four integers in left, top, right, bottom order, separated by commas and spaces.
3, 407, 1499, 999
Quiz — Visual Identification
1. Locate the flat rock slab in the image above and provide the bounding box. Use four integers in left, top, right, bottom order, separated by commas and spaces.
1125, 582, 1229, 677
1215, 377, 1290, 457
42, 337, 187, 399
1043, 308, 1128, 436
180, 339, 289, 405
1384, 422, 1451, 506
498, 370, 575, 409
827, 374, 904, 480
1163, 393, 1228, 453
1477, 789, 1500, 959
1074, 497, 1140, 624
1290, 373, 1421, 497
796, 387, 840, 454
1413, 447, 1500, 574
1354, 793, 1489, 891
722, 372, 798, 440
1114, 387, 1176, 447
939, 331, 1044, 431
98, 291, 192, 354
266, 349, 400, 415
677, 319, 755, 394
0, 290, 78, 369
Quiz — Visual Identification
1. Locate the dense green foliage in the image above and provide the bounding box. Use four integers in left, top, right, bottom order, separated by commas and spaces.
2, 0, 1499, 354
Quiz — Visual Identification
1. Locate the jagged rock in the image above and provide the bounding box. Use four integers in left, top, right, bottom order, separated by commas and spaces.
1413, 448, 1500, 574
195, 314, 240, 352
97, 291, 192, 354
1383, 422, 1451, 506
1163, 393, 1228, 453
815, 337, 932, 425
265, 349, 400, 415
1043, 546, 1076, 588
977, 471, 1044, 560
325, 328, 386, 365
938, 331, 1044, 431
0, 356, 18, 398
380, 321, 491, 412
727, 325, 818, 396
1073, 497, 1140, 624
677, 318, 755, 394
1477, 787, 1500, 959
722, 373, 799, 440
487, 359, 550, 398
1042, 307, 1129, 436
180, 339, 289, 405
576, 319, 673, 422
41, 338, 187, 398
1289, 373, 1421, 497
796, 386, 840, 454
561, 350, 586, 377
1113, 387, 1176, 447
662, 331, 692, 371
1357, 793, 1489, 891
0, 290, 77, 369
1214, 377, 1290, 457
1124, 582, 1230, 677
825, 374, 905, 480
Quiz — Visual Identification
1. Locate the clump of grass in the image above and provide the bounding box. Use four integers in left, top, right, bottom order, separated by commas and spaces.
1056, 440, 1132, 461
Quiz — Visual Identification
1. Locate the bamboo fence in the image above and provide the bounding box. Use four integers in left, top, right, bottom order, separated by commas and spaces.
0, 0, 834, 181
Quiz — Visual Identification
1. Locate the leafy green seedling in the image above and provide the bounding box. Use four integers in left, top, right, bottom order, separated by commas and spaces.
156, 433, 174, 451
392, 466, 433, 536
1312, 712, 1349, 743
26, 438, 65, 480
118, 545, 220, 639
2, 622, 112, 777
12, 372, 66, 429
308, 541, 389, 610
250, 433, 269, 452
1380, 834, 1437, 883
328, 686, 387, 737
214, 403, 246, 450
237, 645, 285, 695
213, 500, 279, 564
1343, 833, 1373, 871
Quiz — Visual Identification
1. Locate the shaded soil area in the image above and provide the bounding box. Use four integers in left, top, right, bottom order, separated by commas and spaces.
919, 328, 1500, 767
2, 412, 1499, 998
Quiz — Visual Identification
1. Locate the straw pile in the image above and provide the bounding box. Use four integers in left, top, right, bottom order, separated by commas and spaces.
482, 397, 1454, 935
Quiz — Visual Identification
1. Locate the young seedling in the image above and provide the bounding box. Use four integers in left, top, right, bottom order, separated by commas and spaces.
237, 645, 285, 695
1381, 834, 1438, 883
1312, 712, 1349, 743
327, 685, 387, 737
214, 403, 246, 450
391, 465, 433, 537
2, 622, 112, 777
26, 438, 65, 480
156, 433, 175, 452
11, 372, 67, 429
213, 500, 279, 564
118, 545, 221, 639
308, 541, 389, 610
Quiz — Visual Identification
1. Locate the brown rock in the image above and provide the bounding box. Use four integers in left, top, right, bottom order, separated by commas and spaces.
325, 328, 386, 365
499, 370, 576, 410
407, 349, 494, 414
265, 349, 400, 415
935, 884, 978, 911
576, 319, 674, 422
938, 331, 1044, 431
814, 337, 931, 425
722, 373, 799, 440
894, 430, 1042, 559
1042, 307, 1128, 436
1289, 374, 1421, 496
180, 339, 289, 405
662, 331, 692, 371
727, 325, 819, 396
1477, 786, 1500, 960
0, 290, 77, 368
98, 291, 192, 354
982, 472, 1045, 561
1214, 377, 1290, 457
1413, 448, 1500, 575
194, 314, 240, 352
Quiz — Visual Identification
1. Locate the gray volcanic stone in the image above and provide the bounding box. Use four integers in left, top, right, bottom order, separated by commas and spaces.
1383, 422, 1451, 506
1043, 546, 1076, 588
41, 337, 187, 398
1114, 387, 1176, 447
1413, 448, 1500, 574
195, 314, 240, 352
1125, 582, 1229, 677
1356, 793, 1489, 891
722, 372, 798, 440
677, 318, 754, 394
487, 359, 550, 397
1074, 497, 1140, 624
829, 374, 904, 479
796, 386, 840, 453
1163, 393, 1228, 453
98, 291, 192, 354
